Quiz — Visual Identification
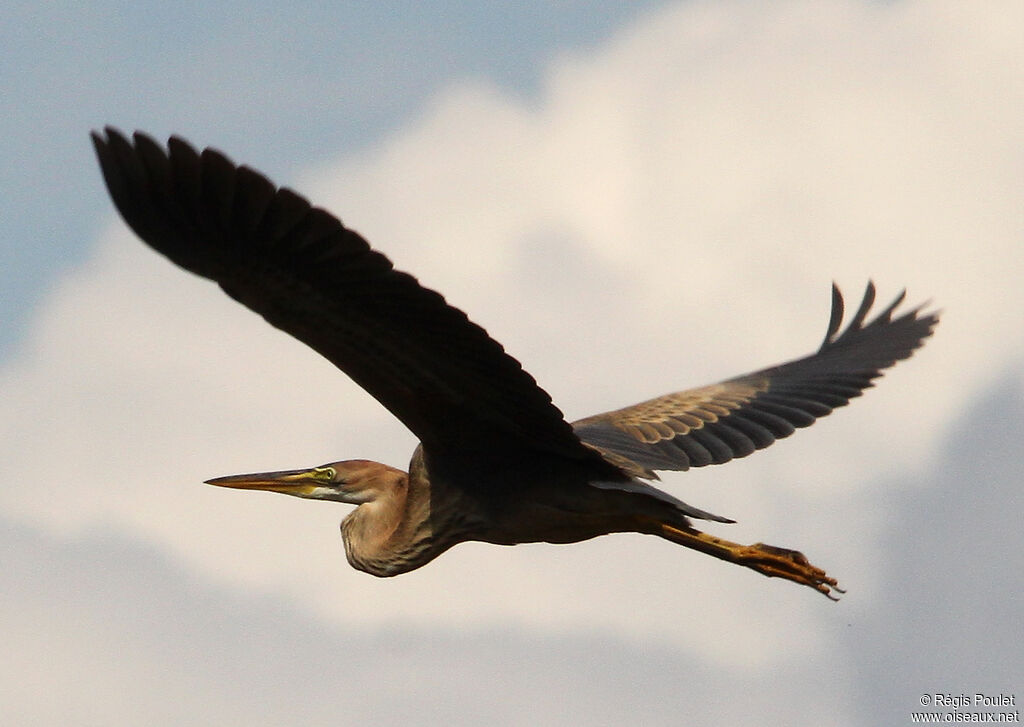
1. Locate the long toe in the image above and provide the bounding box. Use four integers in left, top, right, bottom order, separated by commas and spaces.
738, 543, 842, 600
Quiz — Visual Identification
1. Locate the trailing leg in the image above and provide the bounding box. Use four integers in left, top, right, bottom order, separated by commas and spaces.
657, 522, 843, 600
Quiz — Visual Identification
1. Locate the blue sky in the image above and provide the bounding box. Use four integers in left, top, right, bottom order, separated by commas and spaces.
2, 2, 1021, 725
1, 1, 658, 351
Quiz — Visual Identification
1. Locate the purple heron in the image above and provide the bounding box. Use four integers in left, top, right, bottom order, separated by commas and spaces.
92, 128, 938, 599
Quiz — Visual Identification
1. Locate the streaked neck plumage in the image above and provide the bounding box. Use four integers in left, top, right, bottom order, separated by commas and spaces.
340, 446, 476, 576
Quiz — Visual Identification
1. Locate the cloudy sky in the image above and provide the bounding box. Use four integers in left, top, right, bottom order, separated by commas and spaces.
2, 1, 1021, 725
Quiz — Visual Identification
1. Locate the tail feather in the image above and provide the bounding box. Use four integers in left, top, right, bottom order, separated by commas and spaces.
591, 479, 734, 523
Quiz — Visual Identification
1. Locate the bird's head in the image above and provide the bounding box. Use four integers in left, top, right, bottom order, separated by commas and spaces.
205, 459, 402, 505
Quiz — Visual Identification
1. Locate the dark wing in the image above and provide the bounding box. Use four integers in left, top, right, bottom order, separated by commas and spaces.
91, 128, 589, 459
572, 283, 938, 478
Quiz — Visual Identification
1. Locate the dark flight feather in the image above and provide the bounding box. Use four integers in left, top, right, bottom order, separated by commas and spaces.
92, 128, 588, 460
572, 284, 938, 477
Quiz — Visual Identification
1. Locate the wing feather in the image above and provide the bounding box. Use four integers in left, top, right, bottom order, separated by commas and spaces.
573, 284, 938, 477
94, 129, 938, 483
93, 128, 589, 459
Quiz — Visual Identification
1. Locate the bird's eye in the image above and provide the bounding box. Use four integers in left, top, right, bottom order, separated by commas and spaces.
315, 466, 337, 481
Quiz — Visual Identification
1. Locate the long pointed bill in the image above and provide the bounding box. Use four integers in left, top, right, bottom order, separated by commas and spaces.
205, 467, 328, 497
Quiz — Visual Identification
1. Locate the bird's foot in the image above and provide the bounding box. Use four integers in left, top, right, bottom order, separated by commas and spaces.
658, 524, 843, 600
735, 542, 844, 601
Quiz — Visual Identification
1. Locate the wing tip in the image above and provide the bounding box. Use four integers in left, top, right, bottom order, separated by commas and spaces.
821, 280, 938, 354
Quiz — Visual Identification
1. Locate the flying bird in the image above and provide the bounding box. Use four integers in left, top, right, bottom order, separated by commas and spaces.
91, 127, 938, 599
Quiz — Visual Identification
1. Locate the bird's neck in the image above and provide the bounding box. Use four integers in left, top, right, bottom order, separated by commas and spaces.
340, 471, 409, 573
340, 446, 476, 577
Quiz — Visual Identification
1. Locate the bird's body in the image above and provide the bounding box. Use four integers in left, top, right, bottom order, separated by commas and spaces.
92, 128, 938, 599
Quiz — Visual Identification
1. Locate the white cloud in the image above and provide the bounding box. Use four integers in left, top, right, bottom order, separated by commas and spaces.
2, 0, 1022, 681
2, 517, 871, 727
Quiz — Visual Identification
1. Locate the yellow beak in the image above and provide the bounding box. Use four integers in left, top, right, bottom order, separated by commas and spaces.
205, 468, 325, 496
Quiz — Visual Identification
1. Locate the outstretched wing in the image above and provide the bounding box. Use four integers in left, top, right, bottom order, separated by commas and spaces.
92, 128, 589, 459
572, 283, 938, 478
